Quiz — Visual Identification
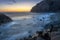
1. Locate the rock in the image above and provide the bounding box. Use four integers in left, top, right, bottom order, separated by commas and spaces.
44, 13, 60, 32
31, 1, 49, 12
44, 21, 60, 40
0, 13, 12, 25
51, 31, 60, 40
31, 0, 60, 12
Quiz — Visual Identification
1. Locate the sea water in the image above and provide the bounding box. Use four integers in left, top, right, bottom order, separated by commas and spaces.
0, 12, 56, 40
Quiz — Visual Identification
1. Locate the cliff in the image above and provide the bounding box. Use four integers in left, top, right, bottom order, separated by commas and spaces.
31, 0, 60, 12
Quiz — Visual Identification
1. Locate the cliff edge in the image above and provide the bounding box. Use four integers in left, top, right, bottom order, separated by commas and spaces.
31, 0, 60, 12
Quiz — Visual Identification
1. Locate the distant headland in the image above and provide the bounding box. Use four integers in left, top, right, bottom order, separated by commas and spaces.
31, 0, 60, 12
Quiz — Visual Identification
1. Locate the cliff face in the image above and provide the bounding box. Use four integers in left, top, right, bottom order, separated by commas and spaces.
0, 13, 12, 25
31, 0, 60, 12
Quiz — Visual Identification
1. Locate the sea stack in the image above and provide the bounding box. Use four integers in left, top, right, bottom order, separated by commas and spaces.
31, 0, 60, 12
0, 13, 12, 25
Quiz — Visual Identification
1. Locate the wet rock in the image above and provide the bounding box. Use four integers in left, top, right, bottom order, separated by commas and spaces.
44, 21, 60, 40
0, 13, 12, 25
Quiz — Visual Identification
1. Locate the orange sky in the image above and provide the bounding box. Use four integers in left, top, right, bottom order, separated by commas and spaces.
0, 7, 32, 12
0, 3, 34, 12
0, 6, 32, 12
0, 0, 42, 12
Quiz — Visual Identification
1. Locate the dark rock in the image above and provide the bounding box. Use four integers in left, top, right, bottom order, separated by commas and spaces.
45, 21, 60, 32
0, 13, 12, 25
43, 14, 60, 40
31, 0, 60, 12
36, 31, 50, 40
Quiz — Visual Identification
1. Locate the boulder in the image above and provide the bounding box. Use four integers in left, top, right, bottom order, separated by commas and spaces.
0, 13, 12, 25
31, 0, 60, 12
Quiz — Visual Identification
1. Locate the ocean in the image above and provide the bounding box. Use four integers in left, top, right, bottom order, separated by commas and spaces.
0, 12, 57, 40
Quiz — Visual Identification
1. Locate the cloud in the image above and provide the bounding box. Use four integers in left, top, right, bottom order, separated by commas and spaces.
0, 0, 42, 6
0, 0, 42, 4
0, 0, 16, 5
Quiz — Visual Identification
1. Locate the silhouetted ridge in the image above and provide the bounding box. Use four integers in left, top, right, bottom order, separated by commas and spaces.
31, 0, 60, 12
0, 13, 12, 25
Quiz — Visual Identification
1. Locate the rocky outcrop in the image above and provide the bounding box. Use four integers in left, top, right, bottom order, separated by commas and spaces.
31, 0, 60, 12
0, 13, 12, 25
24, 14, 60, 40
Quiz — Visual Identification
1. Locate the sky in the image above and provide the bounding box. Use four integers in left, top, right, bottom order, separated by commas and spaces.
0, 0, 42, 12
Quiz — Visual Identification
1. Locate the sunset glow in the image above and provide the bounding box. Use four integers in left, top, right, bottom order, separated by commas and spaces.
0, 0, 42, 12
0, 7, 32, 12
0, 4, 33, 12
